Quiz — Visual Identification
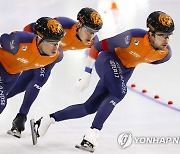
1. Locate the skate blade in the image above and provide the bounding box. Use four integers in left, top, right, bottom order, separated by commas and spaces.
75, 144, 94, 153
30, 119, 38, 145
7, 130, 21, 138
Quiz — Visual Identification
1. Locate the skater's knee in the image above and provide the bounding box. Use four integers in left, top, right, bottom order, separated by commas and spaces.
84, 103, 97, 114
33, 80, 46, 90
111, 86, 127, 101
36, 79, 47, 86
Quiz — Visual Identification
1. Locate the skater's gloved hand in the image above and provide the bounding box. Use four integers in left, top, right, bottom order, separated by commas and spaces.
75, 70, 92, 93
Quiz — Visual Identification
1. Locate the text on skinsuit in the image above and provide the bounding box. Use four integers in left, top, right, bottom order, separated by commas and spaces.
17, 57, 29, 64
0, 77, 6, 106
109, 60, 126, 94
40, 67, 46, 77
34, 84, 41, 90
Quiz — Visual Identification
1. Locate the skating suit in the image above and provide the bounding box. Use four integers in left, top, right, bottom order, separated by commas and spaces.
7, 17, 99, 115
51, 29, 171, 130
0, 31, 63, 113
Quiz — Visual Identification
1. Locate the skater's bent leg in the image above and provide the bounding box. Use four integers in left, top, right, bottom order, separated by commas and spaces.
51, 81, 108, 122
19, 79, 47, 115
7, 70, 33, 98
51, 104, 88, 121
0, 66, 19, 114
91, 93, 125, 130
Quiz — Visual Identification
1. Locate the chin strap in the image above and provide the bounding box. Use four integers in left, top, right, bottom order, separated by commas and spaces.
37, 37, 44, 54
36, 37, 49, 56
76, 33, 82, 42
76, 25, 83, 42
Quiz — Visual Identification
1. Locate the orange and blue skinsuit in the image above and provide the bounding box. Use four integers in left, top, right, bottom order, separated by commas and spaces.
0, 31, 63, 113
47, 29, 172, 131
24, 17, 98, 51
7, 17, 99, 116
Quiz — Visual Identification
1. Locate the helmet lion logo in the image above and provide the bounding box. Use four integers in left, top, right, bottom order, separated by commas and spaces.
90, 12, 102, 26
47, 19, 62, 33
159, 14, 173, 27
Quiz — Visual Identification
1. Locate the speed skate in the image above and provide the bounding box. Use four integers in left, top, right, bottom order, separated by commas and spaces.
7, 129, 21, 138
75, 140, 95, 153
30, 119, 38, 145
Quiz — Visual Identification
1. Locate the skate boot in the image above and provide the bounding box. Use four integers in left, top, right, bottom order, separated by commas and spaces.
75, 128, 100, 153
7, 113, 27, 138
30, 115, 55, 145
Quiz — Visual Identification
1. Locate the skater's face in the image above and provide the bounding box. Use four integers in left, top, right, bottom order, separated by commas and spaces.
37, 37, 60, 56
149, 31, 173, 50
77, 23, 98, 45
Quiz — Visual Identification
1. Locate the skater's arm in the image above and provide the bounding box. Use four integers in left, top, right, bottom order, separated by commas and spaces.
75, 30, 133, 92
0, 32, 20, 54
0, 31, 36, 54
88, 30, 132, 59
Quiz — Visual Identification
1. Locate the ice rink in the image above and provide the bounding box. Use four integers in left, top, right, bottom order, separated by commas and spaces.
0, 0, 180, 154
